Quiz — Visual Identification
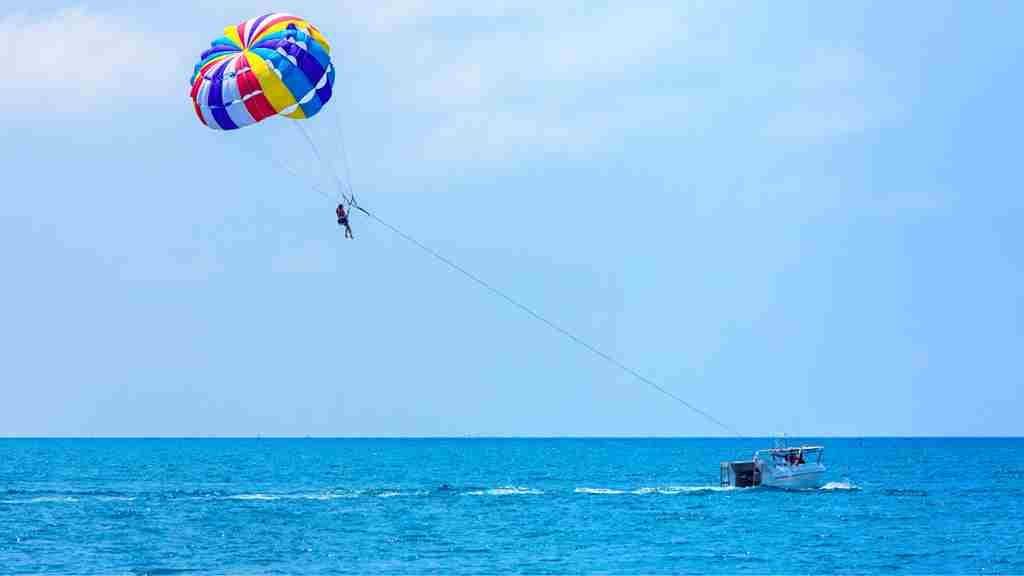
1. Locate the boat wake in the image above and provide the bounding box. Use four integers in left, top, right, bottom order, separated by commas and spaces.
1, 495, 80, 504
577, 485, 736, 495
820, 481, 860, 491
462, 486, 544, 496
575, 487, 626, 495
0, 482, 858, 505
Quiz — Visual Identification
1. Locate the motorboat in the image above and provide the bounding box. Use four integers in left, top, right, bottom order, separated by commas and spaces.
720, 444, 825, 490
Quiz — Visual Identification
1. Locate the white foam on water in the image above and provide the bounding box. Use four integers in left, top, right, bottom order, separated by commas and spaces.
820, 481, 859, 491
633, 485, 733, 495
2, 496, 79, 504
298, 492, 358, 500
222, 489, 421, 501
228, 494, 279, 501
575, 485, 736, 495
463, 486, 543, 496
575, 487, 626, 495
224, 491, 363, 501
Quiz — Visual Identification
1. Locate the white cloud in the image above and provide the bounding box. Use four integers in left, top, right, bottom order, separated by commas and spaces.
767, 48, 878, 142
2, 7, 183, 114
331, 3, 699, 164
327, 4, 895, 167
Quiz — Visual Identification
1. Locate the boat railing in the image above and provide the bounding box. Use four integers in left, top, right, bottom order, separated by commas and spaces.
754, 446, 824, 465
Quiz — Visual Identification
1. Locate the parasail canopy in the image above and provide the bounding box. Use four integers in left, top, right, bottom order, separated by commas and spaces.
189, 13, 335, 131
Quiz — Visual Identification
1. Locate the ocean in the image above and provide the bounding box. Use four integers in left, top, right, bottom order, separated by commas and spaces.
1, 438, 1021, 574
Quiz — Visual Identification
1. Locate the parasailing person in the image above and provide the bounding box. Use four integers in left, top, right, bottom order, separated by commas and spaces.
336, 202, 354, 239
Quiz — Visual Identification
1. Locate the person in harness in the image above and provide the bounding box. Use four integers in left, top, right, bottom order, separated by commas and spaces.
336, 203, 354, 239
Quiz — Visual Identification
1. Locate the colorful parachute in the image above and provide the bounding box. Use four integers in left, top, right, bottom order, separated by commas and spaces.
189, 13, 335, 131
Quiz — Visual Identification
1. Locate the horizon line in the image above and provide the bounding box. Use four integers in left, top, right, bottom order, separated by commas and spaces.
1, 435, 1022, 440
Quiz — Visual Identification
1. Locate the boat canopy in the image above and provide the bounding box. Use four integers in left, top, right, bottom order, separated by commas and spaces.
756, 445, 824, 464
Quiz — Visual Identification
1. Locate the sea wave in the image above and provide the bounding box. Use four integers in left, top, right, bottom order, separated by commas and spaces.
634, 486, 734, 494
0, 490, 136, 504
881, 488, 926, 496
227, 494, 279, 501
365, 488, 427, 498
575, 487, 626, 495
576, 485, 733, 495
225, 491, 359, 501
1, 496, 79, 504
821, 481, 860, 491
0, 483, 854, 504
462, 486, 543, 496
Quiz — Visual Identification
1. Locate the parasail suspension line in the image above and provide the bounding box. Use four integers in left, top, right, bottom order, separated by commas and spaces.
332, 102, 356, 201
293, 121, 347, 203
349, 200, 742, 438
270, 154, 333, 201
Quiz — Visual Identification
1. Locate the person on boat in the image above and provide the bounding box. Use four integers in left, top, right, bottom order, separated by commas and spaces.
336, 203, 353, 239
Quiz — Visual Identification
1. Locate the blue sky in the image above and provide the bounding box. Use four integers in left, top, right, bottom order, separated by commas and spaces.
1, 2, 1021, 437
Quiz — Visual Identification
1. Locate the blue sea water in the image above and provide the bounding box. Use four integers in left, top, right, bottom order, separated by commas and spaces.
1, 438, 1022, 574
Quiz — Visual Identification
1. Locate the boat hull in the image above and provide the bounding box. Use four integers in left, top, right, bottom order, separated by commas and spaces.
759, 464, 826, 490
